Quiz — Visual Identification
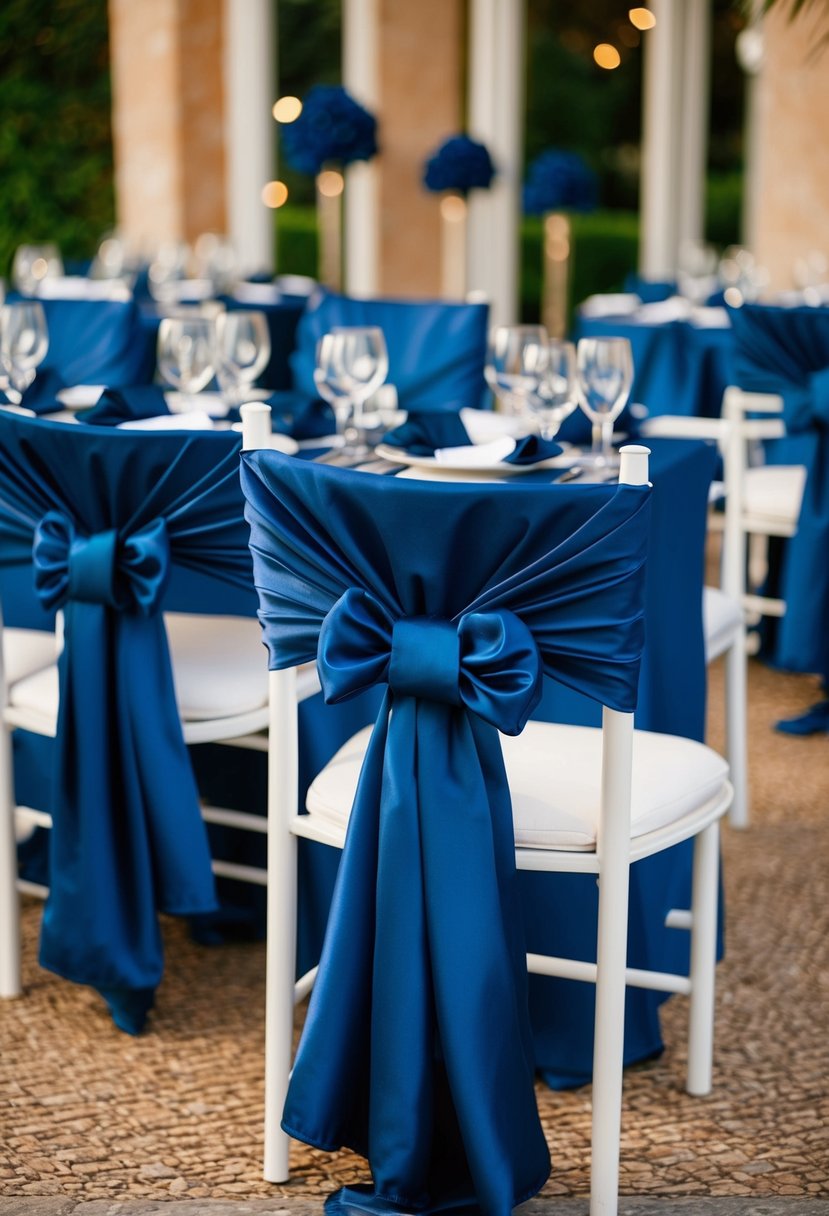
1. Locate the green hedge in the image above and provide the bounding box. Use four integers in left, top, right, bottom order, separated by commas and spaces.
275, 205, 641, 324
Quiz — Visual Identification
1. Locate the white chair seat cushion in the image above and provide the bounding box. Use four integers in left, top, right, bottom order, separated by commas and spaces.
744, 465, 805, 525
9, 614, 271, 724
307, 720, 729, 852
3, 628, 57, 687
703, 586, 742, 662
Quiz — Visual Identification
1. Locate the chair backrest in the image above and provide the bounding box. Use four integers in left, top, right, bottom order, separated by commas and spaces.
35, 296, 155, 387
239, 421, 651, 1212
289, 287, 490, 411
729, 302, 829, 435
0, 411, 256, 1030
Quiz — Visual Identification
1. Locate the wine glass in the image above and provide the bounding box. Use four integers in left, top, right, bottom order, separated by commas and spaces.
194, 232, 239, 295
12, 244, 63, 296
485, 325, 549, 417
157, 316, 215, 402
576, 337, 633, 467
0, 301, 49, 398
314, 331, 355, 446
213, 310, 271, 406
526, 340, 579, 441
148, 240, 192, 303
331, 327, 389, 449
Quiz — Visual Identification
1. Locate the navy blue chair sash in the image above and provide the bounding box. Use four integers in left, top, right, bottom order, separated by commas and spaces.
0, 413, 256, 1032
730, 303, 829, 676
241, 451, 651, 1216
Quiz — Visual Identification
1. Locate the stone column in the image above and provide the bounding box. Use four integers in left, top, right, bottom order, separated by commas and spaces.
343, 0, 463, 298
751, 6, 829, 290
108, 0, 228, 246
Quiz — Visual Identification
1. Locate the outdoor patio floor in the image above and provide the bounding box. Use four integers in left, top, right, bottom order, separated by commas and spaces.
1, 653, 827, 1207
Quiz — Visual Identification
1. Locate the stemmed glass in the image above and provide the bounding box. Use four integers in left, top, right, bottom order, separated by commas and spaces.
576, 336, 633, 467
0, 301, 49, 399
11, 244, 63, 296
157, 316, 215, 402
213, 310, 271, 407
485, 325, 550, 417
526, 340, 579, 440
314, 327, 388, 452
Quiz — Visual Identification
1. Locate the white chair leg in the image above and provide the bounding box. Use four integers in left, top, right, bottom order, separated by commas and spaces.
263, 668, 298, 1184
724, 628, 749, 830
0, 721, 21, 998
686, 821, 720, 1096
590, 863, 630, 1216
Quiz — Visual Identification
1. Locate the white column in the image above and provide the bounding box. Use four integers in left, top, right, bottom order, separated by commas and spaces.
676, 0, 711, 255
343, 0, 380, 297
736, 9, 764, 250
224, 0, 276, 274
467, 0, 525, 326
639, 0, 684, 278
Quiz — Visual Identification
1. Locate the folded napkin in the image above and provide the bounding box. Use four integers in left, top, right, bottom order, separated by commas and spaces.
0, 369, 66, 415
80, 385, 169, 425
82, 385, 334, 440
384, 411, 562, 464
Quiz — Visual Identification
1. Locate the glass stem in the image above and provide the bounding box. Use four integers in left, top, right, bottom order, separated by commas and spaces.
591, 422, 603, 458
601, 418, 614, 462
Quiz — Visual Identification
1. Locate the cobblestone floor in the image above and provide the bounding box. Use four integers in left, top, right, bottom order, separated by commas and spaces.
1, 657, 827, 1204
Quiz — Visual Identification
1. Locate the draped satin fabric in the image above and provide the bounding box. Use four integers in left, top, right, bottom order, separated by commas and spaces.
730, 303, 829, 676
37, 297, 155, 386
241, 451, 652, 1216
0, 412, 256, 1032
289, 289, 490, 412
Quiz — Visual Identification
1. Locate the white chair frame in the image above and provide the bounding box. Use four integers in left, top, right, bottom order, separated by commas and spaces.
0, 405, 320, 1001
643, 389, 804, 830
242, 412, 732, 1216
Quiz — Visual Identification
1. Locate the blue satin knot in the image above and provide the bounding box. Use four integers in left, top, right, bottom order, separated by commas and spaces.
389, 617, 461, 706
318, 587, 542, 735
33, 509, 170, 615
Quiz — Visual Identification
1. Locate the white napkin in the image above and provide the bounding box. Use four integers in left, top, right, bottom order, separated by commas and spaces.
434, 437, 516, 466
37, 277, 132, 302
578, 293, 641, 318
232, 282, 282, 305
117, 411, 215, 431
459, 408, 533, 442
688, 307, 730, 329
634, 297, 692, 324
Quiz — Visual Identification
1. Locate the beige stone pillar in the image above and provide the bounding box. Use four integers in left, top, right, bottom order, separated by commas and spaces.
752, 7, 829, 290
343, 0, 463, 298
108, 0, 227, 246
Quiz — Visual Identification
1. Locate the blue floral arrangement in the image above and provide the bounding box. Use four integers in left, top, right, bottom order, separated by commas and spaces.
522, 149, 598, 214
282, 85, 378, 176
422, 134, 495, 195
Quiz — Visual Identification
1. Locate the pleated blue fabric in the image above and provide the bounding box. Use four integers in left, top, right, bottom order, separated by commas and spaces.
730, 303, 829, 677
0, 412, 256, 1032
241, 451, 652, 1216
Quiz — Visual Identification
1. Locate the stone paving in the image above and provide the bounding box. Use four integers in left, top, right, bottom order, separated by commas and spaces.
1, 657, 827, 1206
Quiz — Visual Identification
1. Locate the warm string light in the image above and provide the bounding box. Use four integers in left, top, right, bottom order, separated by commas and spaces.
593, 42, 621, 69
272, 95, 302, 123
317, 170, 345, 199
261, 180, 289, 208
440, 194, 467, 223
629, 7, 656, 30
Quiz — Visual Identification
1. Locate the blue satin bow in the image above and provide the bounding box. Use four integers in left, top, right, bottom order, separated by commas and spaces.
0, 414, 259, 1034
33, 510, 170, 614
320, 587, 542, 735
241, 450, 651, 1216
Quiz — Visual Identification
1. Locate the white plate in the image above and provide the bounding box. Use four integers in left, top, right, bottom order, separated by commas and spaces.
56, 385, 106, 409
374, 443, 571, 475
165, 389, 270, 417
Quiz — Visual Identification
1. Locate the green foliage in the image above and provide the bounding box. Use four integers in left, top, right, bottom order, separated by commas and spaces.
274, 204, 319, 276
0, 0, 114, 278
705, 173, 743, 247
520, 210, 640, 324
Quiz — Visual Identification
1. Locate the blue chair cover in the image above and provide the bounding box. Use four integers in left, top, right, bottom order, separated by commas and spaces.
730, 303, 829, 677
290, 289, 490, 412
572, 316, 734, 432
35, 297, 155, 386
0, 413, 256, 1033
241, 451, 651, 1216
